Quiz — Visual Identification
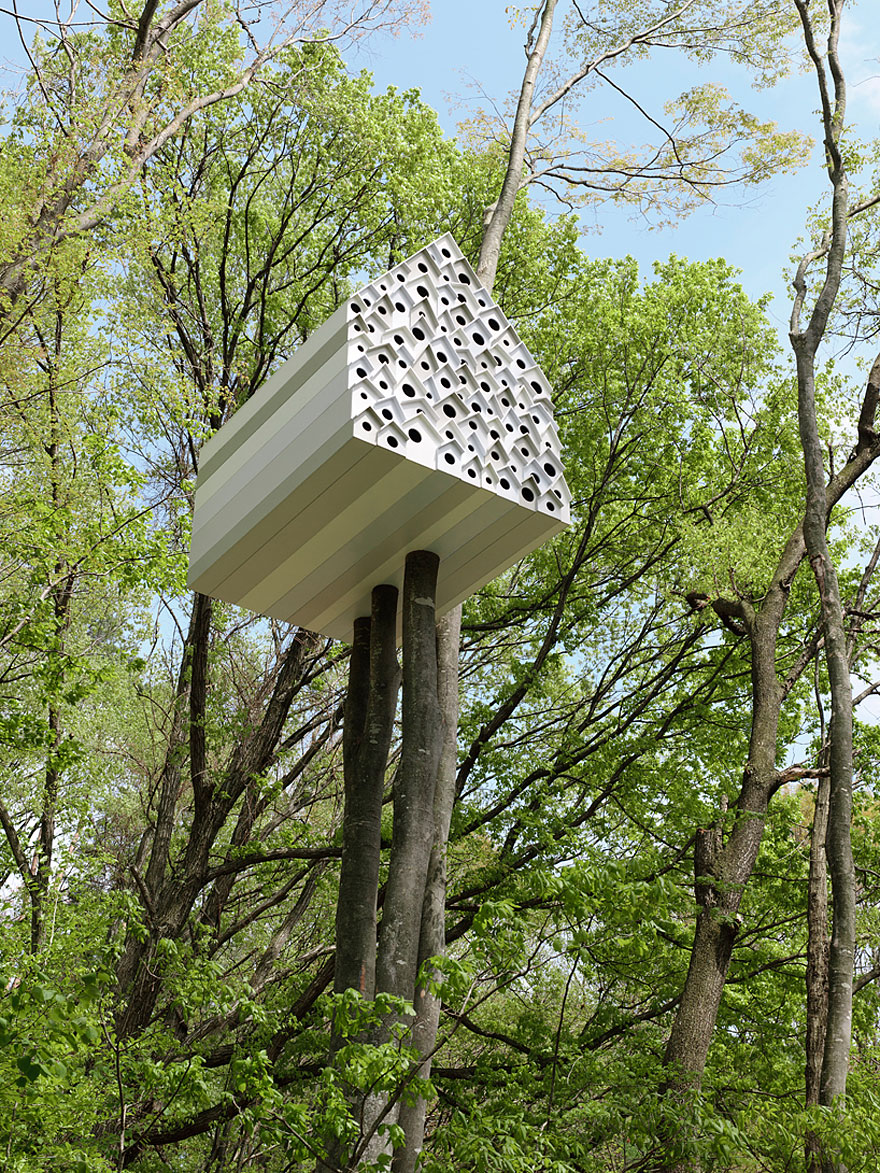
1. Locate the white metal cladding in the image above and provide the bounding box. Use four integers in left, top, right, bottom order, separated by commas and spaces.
188, 233, 571, 641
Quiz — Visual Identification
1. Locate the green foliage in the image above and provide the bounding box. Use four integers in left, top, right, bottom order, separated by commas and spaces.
0, 6, 878, 1173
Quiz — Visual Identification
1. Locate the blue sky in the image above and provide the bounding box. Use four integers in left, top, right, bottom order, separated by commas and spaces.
352, 1, 880, 343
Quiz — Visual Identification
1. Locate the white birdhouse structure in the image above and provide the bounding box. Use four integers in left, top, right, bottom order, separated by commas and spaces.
188, 234, 571, 641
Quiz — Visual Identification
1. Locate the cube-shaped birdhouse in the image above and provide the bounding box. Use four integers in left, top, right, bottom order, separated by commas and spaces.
188, 234, 571, 641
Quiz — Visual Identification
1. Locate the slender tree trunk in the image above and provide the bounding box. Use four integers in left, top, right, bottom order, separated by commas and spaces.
788, 10, 855, 1169
477, 0, 557, 291
794, 344, 856, 1169
806, 767, 830, 1171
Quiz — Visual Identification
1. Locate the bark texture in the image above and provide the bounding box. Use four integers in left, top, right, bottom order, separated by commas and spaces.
376, 552, 443, 1002
335, 587, 400, 1000
806, 768, 830, 1172
393, 606, 461, 1173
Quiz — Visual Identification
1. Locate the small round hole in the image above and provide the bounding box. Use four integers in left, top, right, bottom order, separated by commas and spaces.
473, 332, 485, 346
488, 317, 500, 331
402, 384, 416, 397
387, 435, 399, 448
440, 377, 451, 388
362, 421, 372, 431
351, 303, 361, 313
500, 478, 510, 490
522, 487, 535, 502
516, 358, 526, 368
468, 468, 477, 478
444, 453, 455, 465
441, 247, 451, 257
544, 462, 556, 476
418, 262, 428, 273
382, 408, 393, 420
408, 428, 422, 442
416, 285, 429, 297
356, 367, 367, 377
443, 404, 456, 418
548, 502, 555, 511
458, 272, 471, 284
413, 326, 425, 341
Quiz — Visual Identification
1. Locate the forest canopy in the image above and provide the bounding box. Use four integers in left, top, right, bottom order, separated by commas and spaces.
2, 2, 880, 1172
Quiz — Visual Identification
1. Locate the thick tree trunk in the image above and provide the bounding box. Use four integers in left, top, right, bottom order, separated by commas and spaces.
393, 607, 461, 1173
335, 586, 400, 1000
358, 553, 443, 1167
323, 588, 400, 1173
376, 552, 443, 1001
663, 607, 781, 1081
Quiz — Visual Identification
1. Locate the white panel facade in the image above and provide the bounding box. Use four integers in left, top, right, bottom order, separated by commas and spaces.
189, 233, 571, 641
